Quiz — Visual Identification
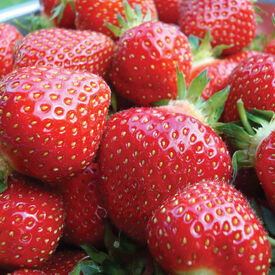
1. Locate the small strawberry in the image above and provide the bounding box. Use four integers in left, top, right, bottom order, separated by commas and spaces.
153, 0, 180, 24
75, 0, 157, 40
58, 164, 107, 247
219, 101, 275, 213
108, 2, 192, 106
178, 0, 257, 55
0, 23, 22, 79
14, 28, 114, 78
223, 53, 275, 122
0, 66, 110, 183
39, 0, 76, 29
264, 39, 275, 55
99, 106, 232, 243
147, 181, 271, 274
0, 175, 64, 270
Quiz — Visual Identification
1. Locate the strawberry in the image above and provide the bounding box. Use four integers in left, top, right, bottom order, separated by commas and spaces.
178, 0, 257, 55
39, 0, 76, 29
0, 175, 64, 270
153, 0, 180, 24
219, 101, 275, 213
0, 66, 110, 183
58, 164, 107, 247
146, 180, 271, 274
8, 269, 45, 275
14, 28, 114, 78
99, 107, 232, 243
264, 39, 275, 55
108, 2, 192, 106
75, 0, 157, 40
0, 23, 22, 79
223, 53, 275, 122
190, 50, 259, 101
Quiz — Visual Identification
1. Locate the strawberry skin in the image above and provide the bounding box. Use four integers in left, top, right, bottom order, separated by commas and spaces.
147, 181, 271, 274
110, 21, 192, 105
256, 131, 275, 212
99, 107, 232, 242
75, 0, 157, 40
39, 0, 76, 29
264, 39, 275, 56
0, 66, 110, 182
9, 269, 45, 275
59, 164, 107, 246
179, 0, 256, 55
153, 0, 180, 24
0, 24, 22, 79
223, 53, 275, 122
14, 28, 114, 78
0, 175, 64, 269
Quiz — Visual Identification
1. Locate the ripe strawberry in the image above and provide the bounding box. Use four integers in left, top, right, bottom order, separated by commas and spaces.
14, 28, 114, 78
220, 102, 275, 213
153, 0, 180, 24
99, 107, 232, 243
146, 181, 271, 274
58, 164, 107, 246
264, 39, 275, 55
179, 0, 257, 55
190, 50, 259, 101
0, 23, 22, 79
75, 0, 157, 40
39, 0, 76, 29
223, 53, 275, 122
109, 17, 192, 105
0, 66, 110, 182
0, 175, 64, 270
9, 269, 45, 275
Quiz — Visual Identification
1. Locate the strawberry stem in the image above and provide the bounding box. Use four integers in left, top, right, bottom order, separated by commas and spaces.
237, 99, 255, 135
105, 0, 153, 38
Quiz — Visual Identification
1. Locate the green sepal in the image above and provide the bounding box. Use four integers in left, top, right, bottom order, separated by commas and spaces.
80, 260, 103, 275
150, 99, 170, 107
111, 92, 118, 113
80, 244, 109, 265
50, 0, 76, 24
237, 99, 255, 135
153, 261, 166, 275
0, 171, 7, 193
102, 259, 127, 275
105, 0, 153, 38
176, 66, 186, 100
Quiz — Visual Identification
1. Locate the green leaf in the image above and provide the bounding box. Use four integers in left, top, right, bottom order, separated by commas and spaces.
188, 35, 199, 53
102, 259, 127, 275
176, 67, 186, 100
51, 1, 66, 23
186, 69, 209, 104
150, 99, 170, 107
80, 260, 103, 275
261, 206, 275, 236
70, 261, 83, 275
250, 108, 274, 122
81, 244, 109, 265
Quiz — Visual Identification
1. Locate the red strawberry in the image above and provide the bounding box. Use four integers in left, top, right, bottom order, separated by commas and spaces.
153, 0, 180, 24
109, 17, 192, 105
99, 107, 232, 243
0, 66, 110, 183
0, 175, 64, 270
75, 0, 157, 40
264, 39, 275, 55
223, 53, 275, 122
190, 50, 259, 101
146, 181, 271, 274
14, 28, 114, 78
9, 269, 45, 275
39, 0, 76, 29
0, 23, 22, 79
220, 103, 275, 212
179, 0, 257, 55
58, 164, 107, 246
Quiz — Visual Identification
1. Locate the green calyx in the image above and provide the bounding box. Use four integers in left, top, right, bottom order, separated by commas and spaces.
51, 0, 75, 23
217, 99, 275, 180
190, 31, 231, 66
152, 67, 229, 128
105, 0, 153, 38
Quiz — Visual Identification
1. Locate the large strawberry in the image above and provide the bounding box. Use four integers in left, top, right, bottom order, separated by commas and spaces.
99, 105, 232, 243
0, 174, 64, 270
59, 164, 107, 246
108, 2, 192, 106
0, 23, 22, 79
178, 0, 257, 55
75, 0, 157, 40
14, 28, 114, 78
219, 101, 275, 213
39, 0, 76, 29
0, 66, 110, 183
146, 181, 271, 274
153, 0, 180, 24
223, 53, 275, 122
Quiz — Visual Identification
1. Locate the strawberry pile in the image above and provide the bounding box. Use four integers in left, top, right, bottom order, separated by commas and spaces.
0, 0, 274, 274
